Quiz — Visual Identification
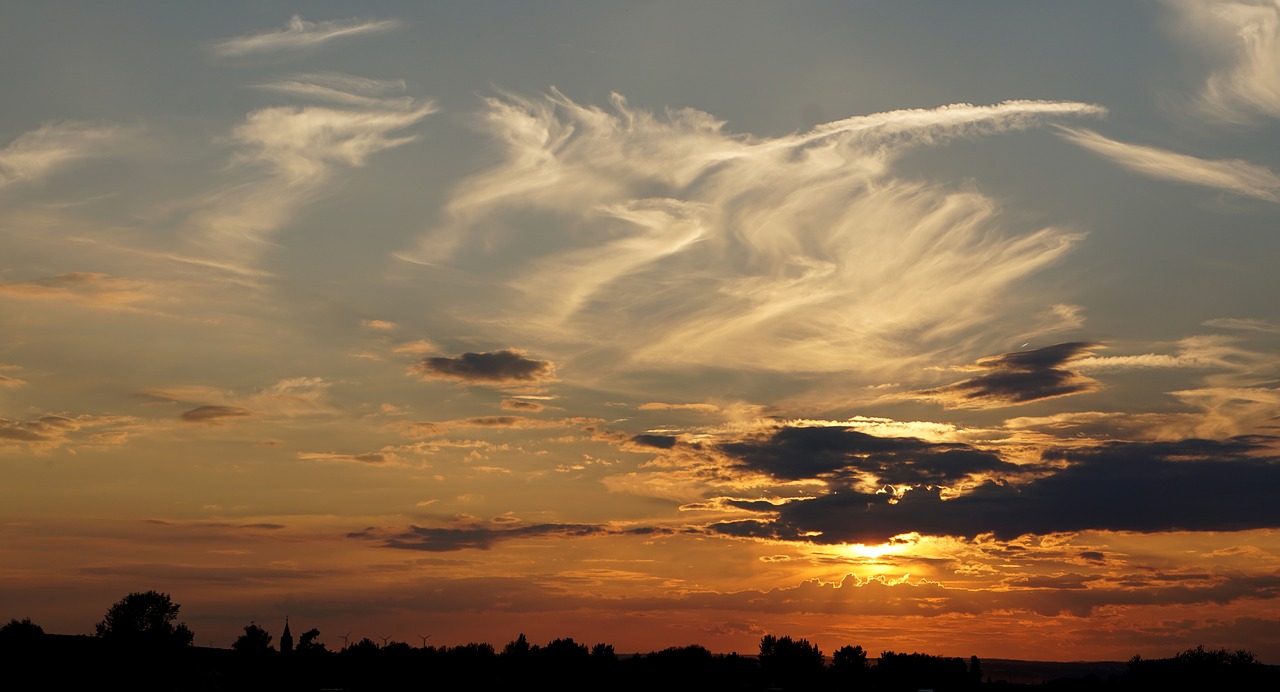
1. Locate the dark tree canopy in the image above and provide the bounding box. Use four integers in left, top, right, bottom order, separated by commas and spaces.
94, 590, 194, 647
759, 634, 824, 686
0, 617, 45, 642
232, 622, 274, 654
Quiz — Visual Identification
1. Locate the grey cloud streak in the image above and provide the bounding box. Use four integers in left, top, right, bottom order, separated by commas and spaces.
906, 342, 1100, 409
357, 523, 681, 552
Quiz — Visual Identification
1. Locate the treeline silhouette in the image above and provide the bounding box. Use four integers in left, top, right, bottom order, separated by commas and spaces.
2, 592, 1277, 691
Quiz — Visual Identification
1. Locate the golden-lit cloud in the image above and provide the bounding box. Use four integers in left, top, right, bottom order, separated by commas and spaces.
0, 121, 132, 189
186, 77, 436, 269
211, 15, 402, 57
1166, 0, 1280, 122
1061, 127, 1280, 202
400, 92, 1102, 377
0, 413, 137, 451
0, 272, 173, 310
254, 73, 415, 110
146, 377, 336, 421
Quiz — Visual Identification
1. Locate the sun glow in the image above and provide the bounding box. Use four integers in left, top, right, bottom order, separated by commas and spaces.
841, 542, 908, 560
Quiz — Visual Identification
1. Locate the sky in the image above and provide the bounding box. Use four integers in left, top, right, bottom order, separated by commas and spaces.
2, 0, 1279, 661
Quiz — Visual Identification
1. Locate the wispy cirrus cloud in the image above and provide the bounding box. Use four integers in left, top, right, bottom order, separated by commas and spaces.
187, 75, 435, 269
211, 15, 402, 57
0, 272, 173, 310
1205, 317, 1280, 333
254, 73, 415, 110
401, 92, 1103, 377
1060, 127, 1280, 202
0, 122, 131, 190
1166, 0, 1280, 122
146, 377, 335, 422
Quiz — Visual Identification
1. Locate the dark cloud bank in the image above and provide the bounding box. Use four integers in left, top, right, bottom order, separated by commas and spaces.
715, 429, 1280, 544
355, 421, 1280, 552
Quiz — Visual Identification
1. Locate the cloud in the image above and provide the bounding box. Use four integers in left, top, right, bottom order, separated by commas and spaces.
180, 405, 253, 424
0, 272, 182, 312
1071, 335, 1255, 374
150, 377, 334, 422
211, 15, 402, 57
393, 415, 575, 438
0, 121, 130, 189
631, 434, 679, 449
501, 398, 546, 412
361, 319, 397, 330
255, 73, 415, 110
297, 450, 404, 466
638, 402, 722, 413
1166, 0, 1280, 122
392, 339, 438, 355
720, 425, 1027, 488
906, 342, 1100, 409
0, 414, 136, 450
1060, 128, 1280, 202
0, 368, 25, 388
1205, 317, 1280, 333
185, 79, 435, 269
714, 438, 1280, 544
399, 92, 1102, 377
365, 523, 610, 551
411, 349, 556, 385
230, 101, 436, 186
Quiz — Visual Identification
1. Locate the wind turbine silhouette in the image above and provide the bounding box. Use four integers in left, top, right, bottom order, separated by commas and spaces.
339, 632, 351, 650
379, 635, 392, 647
418, 634, 432, 647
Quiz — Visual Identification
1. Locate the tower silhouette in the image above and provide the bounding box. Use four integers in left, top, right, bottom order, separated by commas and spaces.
280, 616, 293, 654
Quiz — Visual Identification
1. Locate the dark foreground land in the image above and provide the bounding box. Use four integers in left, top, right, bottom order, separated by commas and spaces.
2, 632, 1276, 692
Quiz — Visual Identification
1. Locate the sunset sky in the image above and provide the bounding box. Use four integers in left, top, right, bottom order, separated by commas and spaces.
3, 1, 1279, 661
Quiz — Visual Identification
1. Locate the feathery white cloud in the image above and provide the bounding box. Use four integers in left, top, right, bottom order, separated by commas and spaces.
0, 122, 129, 189
254, 73, 415, 110
212, 15, 401, 57
401, 92, 1103, 375
1060, 127, 1280, 202
187, 82, 435, 267
1167, 0, 1280, 121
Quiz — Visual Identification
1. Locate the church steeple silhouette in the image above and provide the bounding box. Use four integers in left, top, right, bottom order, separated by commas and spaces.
280, 616, 293, 654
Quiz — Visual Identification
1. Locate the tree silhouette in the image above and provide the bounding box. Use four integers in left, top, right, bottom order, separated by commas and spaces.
232, 622, 274, 654
297, 627, 327, 654
0, 617, 44, 640
759, 634, 824, 688
832, 643, 870, 686
94, 590, 193, 647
